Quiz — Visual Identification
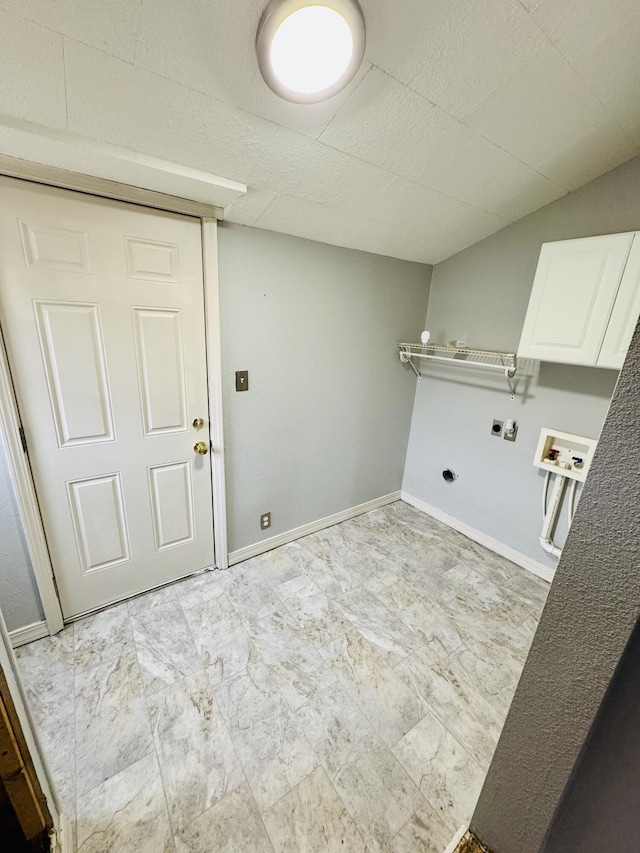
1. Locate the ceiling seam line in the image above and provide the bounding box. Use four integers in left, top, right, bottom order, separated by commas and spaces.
350, 60, 569, 193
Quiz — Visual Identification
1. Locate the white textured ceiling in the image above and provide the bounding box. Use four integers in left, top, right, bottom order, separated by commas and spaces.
1, 0, 639, 263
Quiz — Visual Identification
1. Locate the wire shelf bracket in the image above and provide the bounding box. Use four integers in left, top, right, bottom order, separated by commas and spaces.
399, 342, 518, 399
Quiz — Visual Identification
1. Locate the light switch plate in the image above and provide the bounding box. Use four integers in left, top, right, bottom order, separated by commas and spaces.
236, 370, 249, 392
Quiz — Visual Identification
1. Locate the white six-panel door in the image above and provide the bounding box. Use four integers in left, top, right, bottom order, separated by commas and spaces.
0, 177, 215, 617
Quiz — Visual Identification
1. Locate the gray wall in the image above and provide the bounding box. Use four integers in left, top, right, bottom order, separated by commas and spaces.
542, 622, 640, 853
470, 316, 640, 853
403, 155, 640, 569
0, 435, 44, 631
218, 223, 431, 553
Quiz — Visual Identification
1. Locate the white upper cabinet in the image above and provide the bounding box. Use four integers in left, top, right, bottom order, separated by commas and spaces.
517, 232, 637, 367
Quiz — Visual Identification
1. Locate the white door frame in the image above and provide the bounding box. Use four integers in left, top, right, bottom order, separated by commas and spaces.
0, 165, 228, 635
0, 605, 68, 847
202, 219, 229, 575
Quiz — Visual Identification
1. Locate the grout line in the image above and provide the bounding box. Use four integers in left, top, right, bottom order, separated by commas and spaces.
144, 635, 244, 844
74, 606, 156, 802
318, 766, 371, 851
133, 610, 214, 845
171, 581, 209, 676
393, 660, 490, 775
210, 670, 289, 851
240, 768, 277, 853
150, 745, 178, 847
390, 800, 455, 850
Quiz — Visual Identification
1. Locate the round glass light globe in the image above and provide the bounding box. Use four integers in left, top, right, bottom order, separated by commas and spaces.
269, 6, 354, 95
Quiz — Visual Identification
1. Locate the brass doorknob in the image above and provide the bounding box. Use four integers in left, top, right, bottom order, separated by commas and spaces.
192, 417, 204, 430
194, 441, 208, 455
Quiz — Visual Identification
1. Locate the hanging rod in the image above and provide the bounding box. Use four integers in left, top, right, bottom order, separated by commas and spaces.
399, 342, 518, 398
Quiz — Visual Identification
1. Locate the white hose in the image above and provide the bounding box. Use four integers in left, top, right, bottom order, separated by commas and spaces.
542, 470, 551, 519
568, 478, 578, 525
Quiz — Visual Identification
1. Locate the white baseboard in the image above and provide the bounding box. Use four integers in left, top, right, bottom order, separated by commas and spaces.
50, 812, 74, 853
444, 826, 468, 853
401, 491, 555, 584
9, 620, 49, 648
228, 491, 401, 566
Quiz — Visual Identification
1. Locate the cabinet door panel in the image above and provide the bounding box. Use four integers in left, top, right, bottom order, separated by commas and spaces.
517, 233, 634, 365
598, 236, 640, 369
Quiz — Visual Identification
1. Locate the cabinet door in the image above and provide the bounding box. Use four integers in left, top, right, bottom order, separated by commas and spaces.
517, 233, 634, 365
598, 235, 640, 369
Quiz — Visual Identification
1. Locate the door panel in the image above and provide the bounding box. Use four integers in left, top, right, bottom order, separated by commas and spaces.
517, 233, 634, 365
133, 307, 187, 435
67, 473, 131, 573
148, 461, 195, 551
598, 235, 640, 369
34, 301, 115, 447
124, 236, 179, 283
0, 177, 215, 617
19, 219, 93, 273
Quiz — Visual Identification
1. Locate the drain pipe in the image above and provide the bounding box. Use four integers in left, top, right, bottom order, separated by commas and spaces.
539, 471, 567, 559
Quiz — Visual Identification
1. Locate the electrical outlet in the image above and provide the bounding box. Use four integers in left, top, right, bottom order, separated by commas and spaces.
260, 512, 271, 530
504, 420, 518, 442
491, 419, 503, 438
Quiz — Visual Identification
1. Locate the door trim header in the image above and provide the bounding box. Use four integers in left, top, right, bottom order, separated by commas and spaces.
0, 154, 224, 220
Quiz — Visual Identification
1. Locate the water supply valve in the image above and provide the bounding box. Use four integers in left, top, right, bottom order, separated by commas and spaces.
533, 428, 598, 482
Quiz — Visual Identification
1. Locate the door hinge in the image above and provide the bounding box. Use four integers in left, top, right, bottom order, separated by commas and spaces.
19, 426, 28, 453
50, 570, 61, 599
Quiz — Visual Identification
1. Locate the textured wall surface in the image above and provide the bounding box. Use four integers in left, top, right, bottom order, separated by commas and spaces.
541, 622, 640, 853
214, 223, 431, 552
470, 316, 640, 853
403, 154, 640, 568
0, 436, 44, 631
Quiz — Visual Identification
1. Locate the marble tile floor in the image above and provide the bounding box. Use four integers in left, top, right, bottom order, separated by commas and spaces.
14, 501, 549, 852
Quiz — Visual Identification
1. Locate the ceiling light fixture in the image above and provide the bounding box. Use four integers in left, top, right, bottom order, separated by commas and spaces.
256, 0, 366, 104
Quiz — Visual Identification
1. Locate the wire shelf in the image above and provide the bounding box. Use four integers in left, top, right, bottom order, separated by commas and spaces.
398, 342, 518, 397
